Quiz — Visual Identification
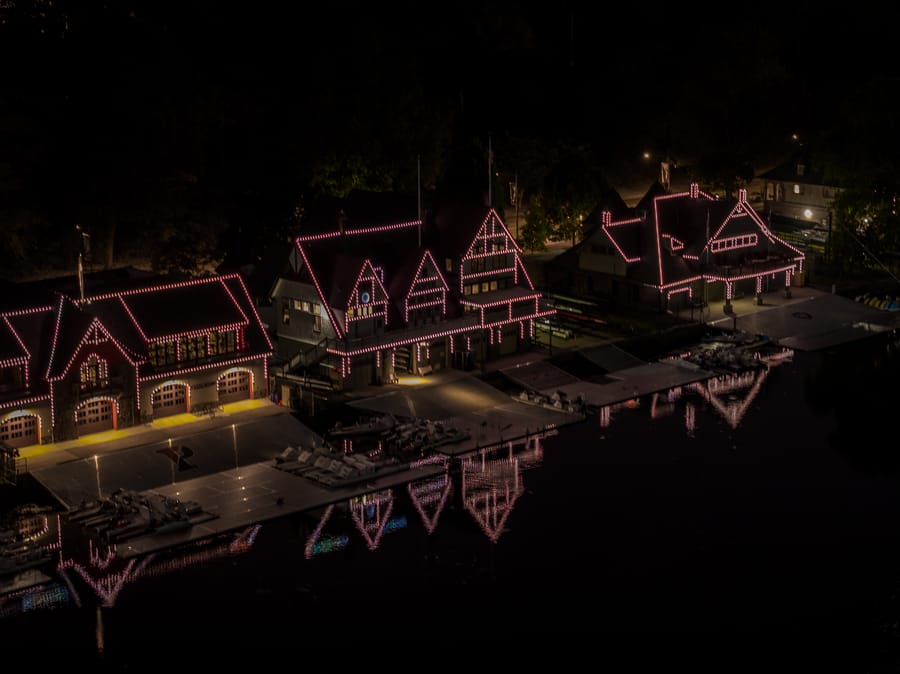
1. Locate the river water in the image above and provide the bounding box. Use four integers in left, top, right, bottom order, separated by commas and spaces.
3, 332, 900, 669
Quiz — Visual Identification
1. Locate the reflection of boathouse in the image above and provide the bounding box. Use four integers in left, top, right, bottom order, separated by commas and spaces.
599, 347, 793, 433
458, 433, 546, 543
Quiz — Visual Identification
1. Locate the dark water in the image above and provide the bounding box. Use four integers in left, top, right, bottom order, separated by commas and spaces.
4, 334, 900, 669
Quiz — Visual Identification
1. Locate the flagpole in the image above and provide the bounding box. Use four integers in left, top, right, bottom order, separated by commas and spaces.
487, 132, 492, 207
417, 154, 422, 248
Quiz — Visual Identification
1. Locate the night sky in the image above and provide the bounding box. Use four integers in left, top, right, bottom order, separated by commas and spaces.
1, 1, 897, 277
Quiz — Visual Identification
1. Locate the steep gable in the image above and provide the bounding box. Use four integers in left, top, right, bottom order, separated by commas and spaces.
44, 295, 94, 381
295, 219, 423, 339
461, 208, 522, 260
345, 258, 391, 329
49, 318, 142, 382
400, 250, 450, 324
0, 315, 29, 366
700, 190, 805, 262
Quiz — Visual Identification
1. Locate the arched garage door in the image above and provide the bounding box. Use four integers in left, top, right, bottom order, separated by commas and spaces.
152, 383, 188, 418
0, 414, 39, 448
76, 399, 115, 435
218, 370, 251, 405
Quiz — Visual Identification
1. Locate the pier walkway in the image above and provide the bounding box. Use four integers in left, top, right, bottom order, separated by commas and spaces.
13, 284, 898, 569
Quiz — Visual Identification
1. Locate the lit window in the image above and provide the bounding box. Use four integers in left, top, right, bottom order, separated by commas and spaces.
209, 330, 236, 355
179, 334, 207, 361
793, 184, 802, 195
79, 355, 109, 391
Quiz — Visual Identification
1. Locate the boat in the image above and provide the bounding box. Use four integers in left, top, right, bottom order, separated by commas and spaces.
67, 488, 212, 544
420, 422, 470, 451
327, 413, 397, 438
514, 389, 587, 414
0, 543, 52, 577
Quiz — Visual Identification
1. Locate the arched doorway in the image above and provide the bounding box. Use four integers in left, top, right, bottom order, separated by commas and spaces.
76, 398, 116, 435
151, 382, 189, 418
0, 413, 40, 448
218, 369, 252, 405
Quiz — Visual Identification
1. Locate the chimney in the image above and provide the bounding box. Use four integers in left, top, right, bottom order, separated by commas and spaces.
660, 161, 671, 191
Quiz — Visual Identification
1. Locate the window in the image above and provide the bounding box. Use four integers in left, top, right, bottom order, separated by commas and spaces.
79, 354, 109, 391
471, 284, 479, 295
148, 340, 177, 367
209, 330, 236, 356
313, 315, 322, 333
793, 184, 802, 195
0, 365, 23, 391
179, 334, 206, 361
481, 282, 489, 293
490, 280, 498, 291
302, 300, 312, 313
292, 298, 302, 310
445, 258, 453, 272
282, 300, 290, 325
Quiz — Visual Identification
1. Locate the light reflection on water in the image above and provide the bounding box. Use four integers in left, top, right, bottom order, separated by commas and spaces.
3, 334, 900, 666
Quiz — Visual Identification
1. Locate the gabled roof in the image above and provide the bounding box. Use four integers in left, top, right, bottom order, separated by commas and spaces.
386, 251, 428, 304
79, 273, 272, 356
88, 278, 249, 342
582, 188, 633, 235
4, 308, 55, 387
602, 217, 644, 263
428, 202, 495, 259
299, 190, 421, 239
603, 185, 805, 289
0, 270, 272, 401
0, 316, 28, 364
385, 250, 451, 325
44, 296, 95, 380
298, 225, 422, 298
293, 194, 528, 333
757, 151, 837, 187
219, 274, 274, 352
634, 181, 670, 215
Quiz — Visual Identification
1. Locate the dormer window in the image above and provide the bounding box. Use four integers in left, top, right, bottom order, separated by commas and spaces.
80, 354, 109, 391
